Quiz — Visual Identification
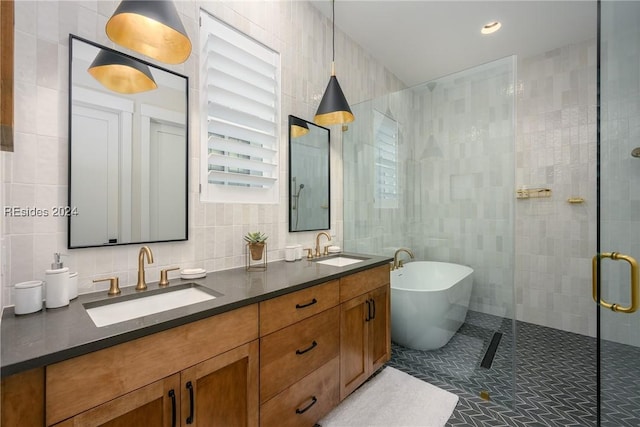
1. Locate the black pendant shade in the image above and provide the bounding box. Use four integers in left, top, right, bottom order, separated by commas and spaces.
314, 0, 354, 126
106, 0, 192, 64
290, 116, 310, 138
315, 73, 354, 126
88, 49, 157, 94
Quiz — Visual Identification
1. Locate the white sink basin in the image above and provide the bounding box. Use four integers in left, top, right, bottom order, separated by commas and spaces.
85, 284, 219, 327
315, 256, 367, 267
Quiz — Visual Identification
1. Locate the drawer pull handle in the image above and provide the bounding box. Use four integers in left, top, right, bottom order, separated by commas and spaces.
371, 298, 376, 320
365, 299, 371, 321
296, 340, 318, 355
168, 389, 176, 427
295, 396, 318, 414
296, 298, 317, 309
186, 381, 194, 424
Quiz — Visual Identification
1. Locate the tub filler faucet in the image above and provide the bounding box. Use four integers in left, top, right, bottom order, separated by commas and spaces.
392, 248, 414, 270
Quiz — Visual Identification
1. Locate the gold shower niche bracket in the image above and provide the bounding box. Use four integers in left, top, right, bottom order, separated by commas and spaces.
516, 187, 552, 199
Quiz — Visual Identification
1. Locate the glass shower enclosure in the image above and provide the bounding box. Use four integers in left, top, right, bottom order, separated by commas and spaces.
343, 56, 517, 408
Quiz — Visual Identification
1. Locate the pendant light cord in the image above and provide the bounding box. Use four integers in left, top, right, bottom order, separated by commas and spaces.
332, 0, 336, 62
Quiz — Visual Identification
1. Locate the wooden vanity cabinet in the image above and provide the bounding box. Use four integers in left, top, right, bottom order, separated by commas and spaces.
45, 304, 259, 427
2, 262, 392, 427
52, 340, 259, 427
339, 264, 391, 400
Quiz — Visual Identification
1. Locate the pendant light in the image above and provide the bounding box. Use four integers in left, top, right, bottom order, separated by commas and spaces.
290, 116, 310, 138
106, 0, 192, 64
88, 49, 157, 94
314, 0, 354, 126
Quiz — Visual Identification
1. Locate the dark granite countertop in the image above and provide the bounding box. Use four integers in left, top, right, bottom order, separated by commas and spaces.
1, 253, 391, 377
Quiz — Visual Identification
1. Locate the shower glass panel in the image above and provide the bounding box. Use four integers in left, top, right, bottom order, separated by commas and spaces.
598, 1, 640, 425
344, 56, 517, 408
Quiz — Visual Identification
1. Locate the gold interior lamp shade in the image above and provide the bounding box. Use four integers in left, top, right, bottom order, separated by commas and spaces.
88, 49, 157, 94
106, 0, 192, 64
290, 116, 310, 138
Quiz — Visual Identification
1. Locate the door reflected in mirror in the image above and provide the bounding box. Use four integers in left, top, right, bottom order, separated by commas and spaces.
288, 115, 330, 232
68, 35, 188, 248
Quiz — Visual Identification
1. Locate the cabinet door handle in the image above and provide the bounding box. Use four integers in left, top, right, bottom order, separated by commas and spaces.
365, 299, 371, 321
295, 340, 318, 355
295, 396, 318, 414
168, 389, 176, 427
371, 298, 376, 320
295, 298, 317, 309
186, 381, 194, 424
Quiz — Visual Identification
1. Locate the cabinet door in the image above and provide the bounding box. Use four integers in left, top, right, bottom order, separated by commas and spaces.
339, 293, 369, 400
2, 368, 44, 427
180, 340, 259, 427
368, 284, 391, 372
54, 374, 180, 427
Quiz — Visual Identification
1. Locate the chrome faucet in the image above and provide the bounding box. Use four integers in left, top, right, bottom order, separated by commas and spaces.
392, 248, 414, 270
136, 246, 154, 291
315, 232, 331, 257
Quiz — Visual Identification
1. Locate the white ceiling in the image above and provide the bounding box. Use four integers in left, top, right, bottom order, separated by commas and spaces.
311, 1, 597, 87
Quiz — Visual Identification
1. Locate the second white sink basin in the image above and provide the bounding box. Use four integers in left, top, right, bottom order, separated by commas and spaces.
85, 283, 220, 327
315, 256, 367, 267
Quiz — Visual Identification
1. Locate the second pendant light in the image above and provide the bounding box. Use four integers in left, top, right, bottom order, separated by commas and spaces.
315, 0, 354, 126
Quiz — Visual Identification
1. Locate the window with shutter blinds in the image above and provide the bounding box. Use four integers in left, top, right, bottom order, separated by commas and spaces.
200, 10, 280, 203
374, 110, 399, 209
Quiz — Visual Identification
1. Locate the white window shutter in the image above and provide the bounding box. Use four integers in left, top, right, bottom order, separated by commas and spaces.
374, 110, 399, 208
200, 10, 280, 203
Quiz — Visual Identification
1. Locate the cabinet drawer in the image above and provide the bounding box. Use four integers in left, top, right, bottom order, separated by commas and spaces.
260, 357, 339, 427
260, 307, 339, 403
340, 264, 390, 302
259, 280, 339, 336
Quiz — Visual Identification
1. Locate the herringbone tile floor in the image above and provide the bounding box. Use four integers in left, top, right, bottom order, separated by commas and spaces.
388, 311, 640, 426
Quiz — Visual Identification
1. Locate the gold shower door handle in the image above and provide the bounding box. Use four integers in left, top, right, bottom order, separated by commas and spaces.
592, 252, 639, 313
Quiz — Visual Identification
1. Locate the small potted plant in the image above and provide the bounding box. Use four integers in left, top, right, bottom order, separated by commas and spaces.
244, 231, 268, 260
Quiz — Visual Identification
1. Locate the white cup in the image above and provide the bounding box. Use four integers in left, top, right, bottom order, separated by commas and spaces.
294, 244, 303, 260
69, 272, 78, 300
285, 245, 296, 262
14, 280, 43, 315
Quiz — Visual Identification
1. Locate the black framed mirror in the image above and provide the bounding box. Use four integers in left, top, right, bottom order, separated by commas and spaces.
68, 35, 188, 248
288, 115, 330, 232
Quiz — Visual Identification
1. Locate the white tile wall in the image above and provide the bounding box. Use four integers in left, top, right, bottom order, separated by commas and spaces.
515, 38, 597, 337
1, 0, 404, 306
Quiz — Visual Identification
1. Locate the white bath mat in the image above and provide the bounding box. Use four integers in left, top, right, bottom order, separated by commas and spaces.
318, 367, 458, 427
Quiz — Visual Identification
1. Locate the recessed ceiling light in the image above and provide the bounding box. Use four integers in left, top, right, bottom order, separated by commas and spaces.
481, 21, 502, 35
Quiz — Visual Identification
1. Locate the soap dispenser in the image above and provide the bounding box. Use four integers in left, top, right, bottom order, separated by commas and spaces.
45, 253, 69, 308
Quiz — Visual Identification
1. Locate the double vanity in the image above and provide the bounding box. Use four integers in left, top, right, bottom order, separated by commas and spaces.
1, 252, 391, 426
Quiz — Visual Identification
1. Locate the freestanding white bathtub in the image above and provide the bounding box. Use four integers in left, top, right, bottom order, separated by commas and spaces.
391, 261, 473, 350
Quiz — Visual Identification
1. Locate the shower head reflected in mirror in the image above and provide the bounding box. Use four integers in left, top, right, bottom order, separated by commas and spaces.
632, 147, 640, 158
291, 179, 305, 229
